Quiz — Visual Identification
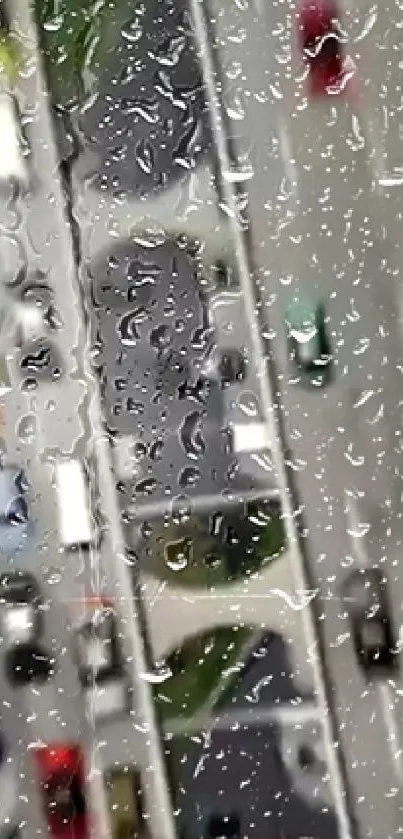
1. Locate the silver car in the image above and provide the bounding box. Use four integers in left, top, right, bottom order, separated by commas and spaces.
0, 465, 33, 559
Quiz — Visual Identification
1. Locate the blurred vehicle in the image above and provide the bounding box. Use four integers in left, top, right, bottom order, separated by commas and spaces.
285, 301, 332, 388
296, 0, 344, 96
0, 464, 33, 559
0, 570, 53, 686
55, 459, 94, 550
32, 743, 89, 839
0, 93, 28, 187
206, 814, 241, 838
0, 733, 17, 832
217, 349, 246, 386
342, 567, 396, 676
229, 421, 270, 454
104, 766, 147, 838
75, 599, 130, 722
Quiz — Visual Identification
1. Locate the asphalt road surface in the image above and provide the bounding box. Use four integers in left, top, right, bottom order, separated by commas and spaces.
169, 719, 340, 839
4, 0, 403, 837
0, 4, 331, 839
207, 0, 403, 836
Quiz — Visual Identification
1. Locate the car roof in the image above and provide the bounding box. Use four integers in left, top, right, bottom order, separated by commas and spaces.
0, 571, 39, 593
298, 1, 337, 39
285, 301, 321, 328
342, 568, 384, 608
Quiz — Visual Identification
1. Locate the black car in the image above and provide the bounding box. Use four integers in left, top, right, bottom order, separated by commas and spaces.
342, 567, 397, 676
75, 600, 129, 721
285, 301, 332, 388
0, 571, 53, 686
207, 814, 241, 839
0, 465, 32, 559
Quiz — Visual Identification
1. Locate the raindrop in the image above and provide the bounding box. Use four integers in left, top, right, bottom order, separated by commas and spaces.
237, 391, 259, 418
164, 537, 190, 572
121, 98, 159, 125
224, 89, 246, 121
142, 664, 173, 684
121, 16, 143, 43
179, 411, 206, 460
17, 413, 37, 444
135, 477, 157, 496
222, 166, 254, 183
209, 512, 223, 537
179, 466, 201, 489
149, 34, 186, 66
21, 377, 38, 392
354, 7, 377, 41
43, 14, 64, 31
135, 138, 155, 175
43, 567, 63, 586
117, 311, 141, 346
140, 520, 153, 538
150, 324, 173, 351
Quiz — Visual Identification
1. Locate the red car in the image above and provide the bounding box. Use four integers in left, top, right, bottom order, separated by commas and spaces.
31, 744, 89, 839
296, 0, 345, 96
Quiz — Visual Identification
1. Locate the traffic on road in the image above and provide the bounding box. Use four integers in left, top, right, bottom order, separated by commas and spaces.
0, 0, 401, 837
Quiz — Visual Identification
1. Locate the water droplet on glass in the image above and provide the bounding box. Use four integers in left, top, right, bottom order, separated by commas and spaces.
164, 537, 190, 572
43, 567, 63, 586
142, 664, 173, 684
179, 411, 205, 460
135, 138, 155, 175
17, 413, 37, 444
179, 466, 201, 489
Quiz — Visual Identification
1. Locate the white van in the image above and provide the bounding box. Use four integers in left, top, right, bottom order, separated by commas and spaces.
55, 459, 93, 549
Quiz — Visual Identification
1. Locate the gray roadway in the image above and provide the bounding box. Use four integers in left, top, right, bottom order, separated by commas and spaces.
206, 0, 403, 836
0, 0, 190, 835
52, 2, 367, 838
0, 5, 323, 839
1, 0, 398, 837
13, 3, 346, 839
66, 13, 350, 839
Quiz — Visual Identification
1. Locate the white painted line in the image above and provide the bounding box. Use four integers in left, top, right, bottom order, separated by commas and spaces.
0, 354, 12, 397
0, 93, 27, 185
111, 435, 141, 481
377, 683, 403, 785
231, 421, 271, 453
55, 459, 93, 548
165, 702, 322, 735
14, 303, 44, 345
126, 486, 280, 522
344, 493, 369, 567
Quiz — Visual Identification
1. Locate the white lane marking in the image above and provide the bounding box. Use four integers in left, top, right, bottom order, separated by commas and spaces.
278, 117, 299, 201
125, 486, 280, 521
165, 701, 321, 735
230, 421, 271, 453
344, 493, 369, 566
0, 93, 27, 185
377, 683, 403, 784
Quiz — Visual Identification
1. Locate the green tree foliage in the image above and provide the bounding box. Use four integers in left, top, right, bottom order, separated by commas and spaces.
34, 0, 146, 104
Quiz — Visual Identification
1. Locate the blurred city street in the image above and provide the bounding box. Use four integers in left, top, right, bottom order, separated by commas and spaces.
0, 0, 402, 836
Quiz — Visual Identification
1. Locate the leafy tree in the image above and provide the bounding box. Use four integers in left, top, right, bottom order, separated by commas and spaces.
33, 0, 147, 105
142, 502, 286, 588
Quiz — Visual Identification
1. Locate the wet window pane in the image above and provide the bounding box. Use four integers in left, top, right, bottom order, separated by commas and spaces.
0, 0, 399, 836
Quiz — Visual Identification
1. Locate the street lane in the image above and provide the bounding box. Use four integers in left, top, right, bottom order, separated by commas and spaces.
205, 0, 403, 834
168, 718, 341, 839
0, 0, 188, 834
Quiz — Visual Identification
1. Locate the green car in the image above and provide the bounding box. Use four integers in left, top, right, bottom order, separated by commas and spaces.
285, 301, 332, 388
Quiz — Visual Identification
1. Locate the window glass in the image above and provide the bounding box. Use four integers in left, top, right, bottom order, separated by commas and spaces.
2, 0, 397, 836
